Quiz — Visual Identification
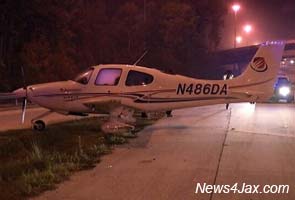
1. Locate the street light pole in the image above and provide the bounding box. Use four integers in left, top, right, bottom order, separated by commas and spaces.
143, 0, 147, 50
232, 4, 240, 48
144, 0, 146, 23
231, 4, 241, 81
234, 11, 237, 48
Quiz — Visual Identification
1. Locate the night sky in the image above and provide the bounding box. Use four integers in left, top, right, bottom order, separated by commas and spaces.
220, 0, 295, 49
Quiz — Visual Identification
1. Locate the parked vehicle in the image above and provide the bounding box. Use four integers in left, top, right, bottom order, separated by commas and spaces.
273, 76, 294, 103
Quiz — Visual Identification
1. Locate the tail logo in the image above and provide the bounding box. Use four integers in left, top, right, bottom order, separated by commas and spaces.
250, 57, 268, 72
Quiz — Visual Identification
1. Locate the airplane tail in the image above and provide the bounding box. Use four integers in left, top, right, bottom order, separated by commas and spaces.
229, 42, 285, 101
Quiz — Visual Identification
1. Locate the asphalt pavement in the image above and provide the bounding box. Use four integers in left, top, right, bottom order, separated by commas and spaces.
0, 107, 86, 132
2, 103, 293, 200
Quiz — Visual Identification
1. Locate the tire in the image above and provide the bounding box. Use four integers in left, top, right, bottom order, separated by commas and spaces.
32, 120, 46, 131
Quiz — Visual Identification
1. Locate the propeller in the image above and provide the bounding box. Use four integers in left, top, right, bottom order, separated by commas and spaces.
20, 66, 28, 124
21, 97, 27, 123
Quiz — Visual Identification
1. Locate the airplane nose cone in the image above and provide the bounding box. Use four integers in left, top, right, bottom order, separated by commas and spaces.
13, 87, 35, 100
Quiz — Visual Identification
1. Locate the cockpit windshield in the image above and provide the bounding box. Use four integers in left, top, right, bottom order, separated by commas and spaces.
73, 68, 94, 85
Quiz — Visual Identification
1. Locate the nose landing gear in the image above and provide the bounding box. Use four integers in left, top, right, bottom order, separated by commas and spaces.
32, 120, 46, 131
30, 110, 53, 131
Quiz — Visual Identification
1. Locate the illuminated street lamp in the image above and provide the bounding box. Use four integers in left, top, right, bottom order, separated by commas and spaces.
232, 4, 241, 13
236, 36, 242, 45
243, 24, 252, 34
243, 24, 252, 45
232, 3, 241, 48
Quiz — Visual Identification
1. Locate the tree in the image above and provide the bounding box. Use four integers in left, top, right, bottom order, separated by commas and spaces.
0, 0, 227, 91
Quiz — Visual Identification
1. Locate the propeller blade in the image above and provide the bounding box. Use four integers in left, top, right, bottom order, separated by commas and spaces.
19, 66, 28, 124
20, 65, 26, 87
21, 97, 27, 124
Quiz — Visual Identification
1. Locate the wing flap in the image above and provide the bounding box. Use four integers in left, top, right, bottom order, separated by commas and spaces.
82, 96, 139, 114
230, 90, 267, 101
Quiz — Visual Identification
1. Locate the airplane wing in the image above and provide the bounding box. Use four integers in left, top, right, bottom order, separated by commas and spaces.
229, 90, 268, 101
82, 97, 137, 114
0, 93, 17, 100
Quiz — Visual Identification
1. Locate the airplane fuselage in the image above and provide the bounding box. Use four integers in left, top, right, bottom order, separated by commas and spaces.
22, 64, 263, 114
1, 42, 284, 131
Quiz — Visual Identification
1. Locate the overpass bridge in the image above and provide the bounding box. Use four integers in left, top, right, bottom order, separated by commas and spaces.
210, 42, 295, 82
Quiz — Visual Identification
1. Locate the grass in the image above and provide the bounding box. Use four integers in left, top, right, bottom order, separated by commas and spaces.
0, 116, 155, 200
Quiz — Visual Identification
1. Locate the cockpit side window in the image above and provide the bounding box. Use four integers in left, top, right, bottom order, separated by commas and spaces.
74, 68, 94, 85
126, 70, 154, 86
95, 68, 122, 86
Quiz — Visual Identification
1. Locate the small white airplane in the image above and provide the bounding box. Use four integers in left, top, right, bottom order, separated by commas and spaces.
0, 42, 285, 133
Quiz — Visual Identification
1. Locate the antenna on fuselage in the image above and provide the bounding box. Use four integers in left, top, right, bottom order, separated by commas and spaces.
133, 50, 148, 66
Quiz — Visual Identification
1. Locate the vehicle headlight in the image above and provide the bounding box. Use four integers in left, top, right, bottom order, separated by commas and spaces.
279, 86, 290, 97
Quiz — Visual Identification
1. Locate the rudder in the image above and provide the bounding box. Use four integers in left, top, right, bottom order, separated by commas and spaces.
230, 42, 285, 101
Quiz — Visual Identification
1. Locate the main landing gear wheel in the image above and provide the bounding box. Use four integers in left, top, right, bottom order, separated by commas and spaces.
32, 120, 46, 131
166, 110, 172, 117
